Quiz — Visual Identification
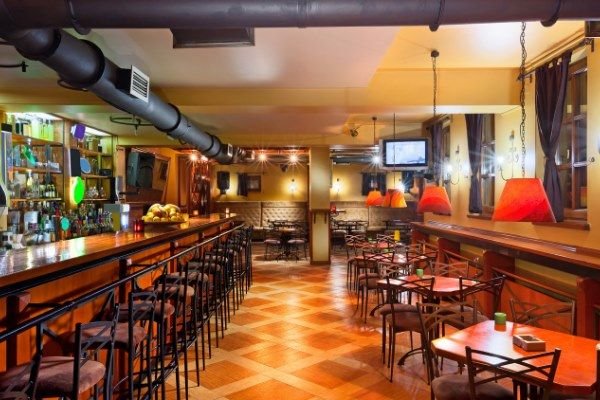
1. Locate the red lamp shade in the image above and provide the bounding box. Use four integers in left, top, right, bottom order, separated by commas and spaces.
417, 186, 452, 215
366, 190, 383, 207
492, 178, 556, 222
381, 189, 407, 208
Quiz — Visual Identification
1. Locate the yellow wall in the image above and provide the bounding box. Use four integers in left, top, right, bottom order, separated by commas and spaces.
423, 46, 600, 250
211, 163, 308, 202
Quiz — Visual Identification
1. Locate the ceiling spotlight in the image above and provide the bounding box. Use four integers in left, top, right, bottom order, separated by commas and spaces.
189, 152, 198, 162
200, 155, 208, 162
372, 155, 381, 164
258, 152, 267, 162
289, 153, 299, 164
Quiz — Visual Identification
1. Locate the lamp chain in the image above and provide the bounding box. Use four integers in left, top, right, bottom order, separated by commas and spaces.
432, 51, 438, 118
519, 22, 527, 178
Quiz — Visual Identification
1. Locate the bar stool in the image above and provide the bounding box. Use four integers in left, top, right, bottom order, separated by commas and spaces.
0, 326, 42, 399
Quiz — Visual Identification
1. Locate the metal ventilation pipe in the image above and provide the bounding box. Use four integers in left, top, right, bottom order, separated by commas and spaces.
1, 28, 236, 164
0, 0, 598, 30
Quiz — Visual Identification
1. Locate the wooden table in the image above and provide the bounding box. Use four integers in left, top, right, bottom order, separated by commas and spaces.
377, 274, 474, 298
432, 320, 599, 396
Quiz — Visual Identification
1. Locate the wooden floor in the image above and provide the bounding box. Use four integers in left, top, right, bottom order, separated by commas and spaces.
164, 245, 452, 399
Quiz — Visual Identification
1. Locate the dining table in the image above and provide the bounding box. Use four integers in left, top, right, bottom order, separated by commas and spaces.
432, 320, 599, 396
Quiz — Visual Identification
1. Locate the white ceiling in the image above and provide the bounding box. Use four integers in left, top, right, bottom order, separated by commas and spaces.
0, 21, 585, 147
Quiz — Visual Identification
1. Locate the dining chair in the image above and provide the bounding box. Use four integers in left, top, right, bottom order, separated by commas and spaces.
385, 277, 435, 381
465, 346, 562, 400
509, 298, 576, 334
417, 301, 497, 400
263, 228, 281, 260
356, 250, 395, 322
440, 250, 484, 279
456, 274, 506, 323
345, 234, 367, 290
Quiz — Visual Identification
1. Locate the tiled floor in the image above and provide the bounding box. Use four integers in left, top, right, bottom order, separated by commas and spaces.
165, 246, 448, 399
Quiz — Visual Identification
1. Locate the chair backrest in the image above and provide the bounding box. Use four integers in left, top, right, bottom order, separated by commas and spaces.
509, 298, 575, 334
431, 261, 470, 278
460, 274, 506, 315
465, 346, 561, 400
440, 249, 484, 279
417, 301, 479, 384
73, 305, 119, 399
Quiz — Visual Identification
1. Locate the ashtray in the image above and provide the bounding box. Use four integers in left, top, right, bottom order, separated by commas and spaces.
513, 334, 546, 352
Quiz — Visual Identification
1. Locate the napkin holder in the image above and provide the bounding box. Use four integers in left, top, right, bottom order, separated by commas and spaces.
513, 334, 546, 352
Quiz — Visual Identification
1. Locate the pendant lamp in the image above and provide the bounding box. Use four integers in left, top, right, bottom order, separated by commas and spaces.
417, 185, 451, 215
382, 189, 407, 208
492, 23, 555, 223
365, 116, 383, 207
417, 50, 452, 216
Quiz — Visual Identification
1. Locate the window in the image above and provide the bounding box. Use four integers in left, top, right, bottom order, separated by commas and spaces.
480, 115, 495, 214
556, 58, 587, 220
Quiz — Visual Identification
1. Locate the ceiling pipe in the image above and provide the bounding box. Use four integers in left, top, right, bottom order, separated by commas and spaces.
1, 28, 237, 164
0, 0, 597, 30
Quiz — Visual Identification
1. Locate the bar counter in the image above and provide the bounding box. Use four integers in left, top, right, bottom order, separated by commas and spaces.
0, 213, 235, 295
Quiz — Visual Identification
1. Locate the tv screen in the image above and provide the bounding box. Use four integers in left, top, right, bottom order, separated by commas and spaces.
382, 138, 429, 170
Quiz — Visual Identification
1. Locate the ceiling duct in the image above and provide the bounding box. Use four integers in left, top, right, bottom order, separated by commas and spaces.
0, 0, 597, 30
0, 28, 238, 164
171, 28, 255, 48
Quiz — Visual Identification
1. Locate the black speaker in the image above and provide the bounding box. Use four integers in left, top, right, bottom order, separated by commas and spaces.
70, 148, 81, 177
217, 171, 230, 194
136, 153, 154, 188
126, 151, 139, 187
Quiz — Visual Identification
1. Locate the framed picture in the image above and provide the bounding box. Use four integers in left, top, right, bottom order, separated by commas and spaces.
247, 175, 261, 192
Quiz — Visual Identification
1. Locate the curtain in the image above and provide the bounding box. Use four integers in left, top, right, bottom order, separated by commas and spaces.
361, 173, 371, 195
465, 114, 483, 213
430, 122, 444, 184
237, 173, 248, 196
377, 173, 387, 193
535, 51, 571, 222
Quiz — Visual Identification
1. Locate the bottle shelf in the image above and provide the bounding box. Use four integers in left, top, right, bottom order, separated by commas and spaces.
81, 174, 111, 179
12, 134, 63, 147
10, 166, 62, 174
71, 146, 112, 158
11, 198, 62, 202
83, 198, 109, 202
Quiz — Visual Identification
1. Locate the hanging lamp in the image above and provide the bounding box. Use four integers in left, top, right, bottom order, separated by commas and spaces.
366, 116, 383, 207
492, 23, 555, 223
417, 49, 452, 215
383, 113, 407, 208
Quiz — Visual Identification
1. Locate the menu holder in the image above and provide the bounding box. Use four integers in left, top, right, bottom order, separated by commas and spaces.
513, 334, 546, 352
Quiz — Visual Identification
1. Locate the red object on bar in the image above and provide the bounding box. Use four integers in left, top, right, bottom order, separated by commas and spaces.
381, 189, 407, 208
492, 178, 556, 222
417, 186, 452, 215
329, 204, 337, 213
366, 190, 383, 207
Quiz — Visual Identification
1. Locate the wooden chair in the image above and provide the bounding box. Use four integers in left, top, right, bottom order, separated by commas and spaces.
509, 298, 576, 334
465, 346, 562, 400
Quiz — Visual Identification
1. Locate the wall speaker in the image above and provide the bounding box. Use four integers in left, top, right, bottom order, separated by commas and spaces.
585, 21, 600, 37
70, 148, 81, 177
217, 171, 230, 194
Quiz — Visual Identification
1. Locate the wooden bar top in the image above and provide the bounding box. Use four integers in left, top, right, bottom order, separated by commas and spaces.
412, 221, 600, 278
0, 213, 234, 291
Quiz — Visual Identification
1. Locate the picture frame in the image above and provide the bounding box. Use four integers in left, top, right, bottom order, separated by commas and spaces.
247, 175, 261, 192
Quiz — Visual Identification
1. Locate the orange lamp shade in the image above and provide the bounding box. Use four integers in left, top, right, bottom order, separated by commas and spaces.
492, 178, 556, 222
381, 189, 407, 208
366, 190, 383, 207
417, 186, 452, 215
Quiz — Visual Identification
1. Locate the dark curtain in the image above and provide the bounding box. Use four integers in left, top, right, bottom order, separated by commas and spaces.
361, 172, 387, 195
535, 51, 571, 222
237, 173, 249, 196
465, 114, 483, 213
430, 122, 444, 184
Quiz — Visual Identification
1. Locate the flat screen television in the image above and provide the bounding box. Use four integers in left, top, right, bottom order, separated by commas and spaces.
382, 138, 429, 170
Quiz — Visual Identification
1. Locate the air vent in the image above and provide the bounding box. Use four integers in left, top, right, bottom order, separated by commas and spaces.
116, 66, 150, 102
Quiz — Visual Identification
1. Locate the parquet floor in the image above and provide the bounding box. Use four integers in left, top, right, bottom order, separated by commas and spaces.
165, 245, 452, 399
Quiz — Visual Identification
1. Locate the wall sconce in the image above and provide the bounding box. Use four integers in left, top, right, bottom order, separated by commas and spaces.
289, 178, 297, 194
289, 153, 299, 164
332, 178, 341, 195
443, 145, 462, 185
189, 152, 198, 162
258, 152, 267, 162
497, 131, 519, 181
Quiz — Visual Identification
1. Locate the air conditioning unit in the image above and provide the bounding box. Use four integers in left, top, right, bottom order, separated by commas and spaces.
116, 65, 150, 102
